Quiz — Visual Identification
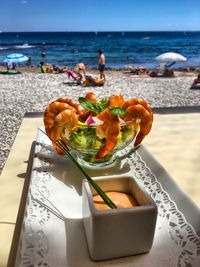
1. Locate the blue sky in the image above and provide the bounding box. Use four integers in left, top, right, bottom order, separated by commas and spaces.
0, 0, 200, 32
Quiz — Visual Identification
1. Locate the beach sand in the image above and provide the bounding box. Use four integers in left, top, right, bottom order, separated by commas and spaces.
0, 68, 200, 206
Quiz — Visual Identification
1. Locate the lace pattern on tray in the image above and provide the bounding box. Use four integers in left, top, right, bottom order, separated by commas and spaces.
17, 140, 200, 267
122, 146, 200, 267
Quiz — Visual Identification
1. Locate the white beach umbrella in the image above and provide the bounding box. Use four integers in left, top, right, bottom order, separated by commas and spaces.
3, 53, 29, 63
155, 52, 187, 63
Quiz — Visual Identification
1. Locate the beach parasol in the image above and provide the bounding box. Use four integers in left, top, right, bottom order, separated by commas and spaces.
155, 52, 187, 67
3, 53, 29, 63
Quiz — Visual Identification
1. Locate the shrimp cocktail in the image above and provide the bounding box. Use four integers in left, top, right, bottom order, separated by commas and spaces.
43, 92, 153, 167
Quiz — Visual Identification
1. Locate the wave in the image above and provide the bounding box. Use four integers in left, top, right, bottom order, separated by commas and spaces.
0, 46, 8, 50
0, 42, 67, 46
15, 43, 35, 49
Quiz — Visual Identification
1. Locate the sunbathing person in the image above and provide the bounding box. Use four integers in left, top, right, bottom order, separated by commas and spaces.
40, 62, 52, 73
51, 65, 67, 73
126, 65, 149, 75
0, 62, 20, 75
74, 63, 86, 77
163, 68, 174, 77
6, 62, 16, 70
148, 68, 160, 77
191, 74, 200, 89
149, 67, 174, 77
83, 75, 105, 86
40, 62, 67, 73
66, 69, 84, 84
193, 74, 200, 84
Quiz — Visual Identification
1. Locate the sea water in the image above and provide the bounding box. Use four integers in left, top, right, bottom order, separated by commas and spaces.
0, 31, 200, 68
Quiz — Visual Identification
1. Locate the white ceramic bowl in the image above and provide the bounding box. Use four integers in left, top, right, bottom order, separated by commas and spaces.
82, 175, 157, 261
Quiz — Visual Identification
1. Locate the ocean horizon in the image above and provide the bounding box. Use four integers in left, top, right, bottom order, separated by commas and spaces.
0, 31, 200, 69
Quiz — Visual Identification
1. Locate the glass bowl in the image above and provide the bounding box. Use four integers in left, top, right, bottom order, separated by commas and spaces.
61, 118, 140, 168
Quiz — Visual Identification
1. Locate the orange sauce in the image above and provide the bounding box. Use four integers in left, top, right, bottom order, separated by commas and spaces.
93, 191, 138, 210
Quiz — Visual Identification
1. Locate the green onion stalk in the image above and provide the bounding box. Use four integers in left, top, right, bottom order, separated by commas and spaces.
39, 129, 117, 209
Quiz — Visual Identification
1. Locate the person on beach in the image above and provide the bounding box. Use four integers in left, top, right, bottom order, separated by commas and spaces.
40, 62, 67, 74
27, 57, 33, 67
193, 73, 200, 84
191, 73, 200, 88
41, 51, 46, 65
6, 62, 13, 70
98, 50, 105, 80
74, 63, 86, 77
126, 65, 149, 75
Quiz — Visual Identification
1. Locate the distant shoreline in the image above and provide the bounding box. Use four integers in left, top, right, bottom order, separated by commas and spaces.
0, 64, 200, 74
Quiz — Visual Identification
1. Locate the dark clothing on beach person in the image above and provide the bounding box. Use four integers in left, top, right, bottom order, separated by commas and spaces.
39, 61, 44, 73
41, 52, 46, 58
27, 57, 32, 67
99, 63, 105, 72
191, 73, 200, 89
98, 50, 105, 80
6, 62, 13, 70
194, 74, 200, 84
6, 62, 17, 70
41, 52, 46, 65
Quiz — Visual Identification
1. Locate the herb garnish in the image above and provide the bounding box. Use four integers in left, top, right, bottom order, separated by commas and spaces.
78, 97, 126, 115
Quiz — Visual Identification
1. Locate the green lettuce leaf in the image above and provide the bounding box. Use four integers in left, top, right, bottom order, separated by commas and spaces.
78, 97, 126, 116
108, 106, 127, 116
78, 97, 108, 113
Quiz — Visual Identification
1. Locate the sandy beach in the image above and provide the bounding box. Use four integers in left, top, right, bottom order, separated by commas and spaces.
0, 67, 199, 174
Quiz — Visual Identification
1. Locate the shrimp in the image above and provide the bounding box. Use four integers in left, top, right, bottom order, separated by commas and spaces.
108, 94, 125, 107
96, 109, 120, 160
123, 98, 153, 119
43, 98, 80, 154
51, 97, 81, 114
124, 104, 153, 147
49, 109, 79, 153
84, 91, 97, 102
44, 101, 76, 137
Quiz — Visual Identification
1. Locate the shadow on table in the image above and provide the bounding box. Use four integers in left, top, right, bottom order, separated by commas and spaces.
34, 141, 131, 196
64, 218, 140, 266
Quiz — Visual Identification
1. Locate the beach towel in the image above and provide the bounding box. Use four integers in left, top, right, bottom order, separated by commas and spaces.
0, 70, 21, 75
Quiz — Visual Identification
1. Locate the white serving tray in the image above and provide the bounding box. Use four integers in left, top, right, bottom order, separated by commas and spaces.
14, 129, 200, 267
